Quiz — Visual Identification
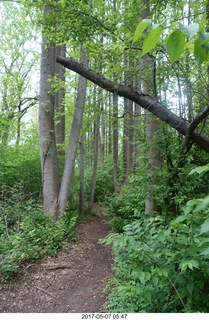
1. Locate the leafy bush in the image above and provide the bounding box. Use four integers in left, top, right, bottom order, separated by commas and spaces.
103, 179, 145, 232
0, 143, 41, 198
101, 197, 209, 313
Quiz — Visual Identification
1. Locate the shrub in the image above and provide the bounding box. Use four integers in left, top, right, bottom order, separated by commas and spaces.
103, 182, 145, 232
101, 197, 209, 313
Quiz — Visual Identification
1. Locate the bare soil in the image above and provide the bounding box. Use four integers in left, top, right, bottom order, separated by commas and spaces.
0, 204, 114, 313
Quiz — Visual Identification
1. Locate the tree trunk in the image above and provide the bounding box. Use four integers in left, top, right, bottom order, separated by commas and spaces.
88, 87, 101, 213
79, 135, 85, 215
56, 55, 209, 153
57, 45, 87, 215
55, 45, 66, 150
100, 105, 105, 164
121, 55, 134, 188
113, 93, 118, 192
54, 45, 66, 179
39, 33, 59, 215
140, 0, 162, 214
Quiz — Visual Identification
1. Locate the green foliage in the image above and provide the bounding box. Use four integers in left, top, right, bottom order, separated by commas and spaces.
0, 188, 78, 279
103, 185, 145, 232
133, 19, 209, 65
84, 162, 114, 202
0, 143, 41, 198
101, 198, 209, 312
142, 25, 162, 56
166, 30, 187, 63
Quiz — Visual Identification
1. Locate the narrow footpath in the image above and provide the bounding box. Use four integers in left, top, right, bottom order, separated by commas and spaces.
0, 204, 114, 313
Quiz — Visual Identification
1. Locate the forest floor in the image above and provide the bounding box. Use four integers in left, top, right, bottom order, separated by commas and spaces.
0, 204, 114, 313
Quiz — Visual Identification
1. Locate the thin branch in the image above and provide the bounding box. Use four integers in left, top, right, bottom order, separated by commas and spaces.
33, 285, 56, 299
27, 285, 41, 308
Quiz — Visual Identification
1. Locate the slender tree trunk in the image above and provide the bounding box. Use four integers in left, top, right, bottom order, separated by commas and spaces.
57, 45, 87, 215
140, 0, 162, 214
113, 93, 118, 192
108, 94, 112, 155
100, 106, 105, 164
88, 87, 101, 213
79, 135, 85, 215
122, 55, 129, 187
121, 55, 134, 188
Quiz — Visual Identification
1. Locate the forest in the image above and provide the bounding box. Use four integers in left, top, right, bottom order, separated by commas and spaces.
1, 0, 209, 313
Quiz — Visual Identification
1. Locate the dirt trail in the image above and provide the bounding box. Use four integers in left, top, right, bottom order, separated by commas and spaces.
0, 204, 114, 313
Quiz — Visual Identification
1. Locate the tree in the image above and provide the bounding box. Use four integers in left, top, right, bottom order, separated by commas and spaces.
0, 2, 39, 146
56, 55, 209, 153
39, 22, 60, 215
57, 44, 88, 215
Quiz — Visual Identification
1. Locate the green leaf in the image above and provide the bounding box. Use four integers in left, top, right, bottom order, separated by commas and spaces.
194, 196, 209, 212
189, 164, 209, 175
187, 282, 194, 295
157, 230, 166, 242
179, 23, 190, 37
188, 245, 198, 255
184, 205, 193, 215
199, 32, 209, 50
186, 23, 199, 37
164, 229, 171, 236
144, 272, 151, 281
176, 215, 187, 222
200, 247, 209, 255
199, 218, 209, 235
188, 260, 199, 270
152, 276, 158, 286
138, 271, 145, 283
179, 23, 199, 38
194, 38, 208, 65
143, 19, 152, 29
133, 20, 148, 43
163, 268, 169, 277
142, 26, 162, 56
166, 30, 186, 62
180, 260, 199, 271
144, 290, 152, 302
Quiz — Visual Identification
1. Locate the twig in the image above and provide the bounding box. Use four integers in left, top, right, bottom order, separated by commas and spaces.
34, 285, 56, 299
65, 305, 71, 313
45, 274, 56, 290
27, 285, 41, 307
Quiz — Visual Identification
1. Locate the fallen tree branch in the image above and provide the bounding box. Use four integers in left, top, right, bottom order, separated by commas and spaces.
56, 55, 209, 153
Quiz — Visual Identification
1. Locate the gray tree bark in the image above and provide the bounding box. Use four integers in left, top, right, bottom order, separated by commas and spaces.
56, 55, 209, 153
79, 135, 85, 215
88, 90, 100, 213
57, 45, 87, 215
113, 93, 119, 192
39, 34, 60, 216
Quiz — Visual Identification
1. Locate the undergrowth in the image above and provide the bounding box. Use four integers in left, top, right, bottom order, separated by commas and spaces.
0, 186, 78, 279
101, 164, 209, 313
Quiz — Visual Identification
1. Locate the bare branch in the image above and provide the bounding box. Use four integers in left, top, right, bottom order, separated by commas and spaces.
56, 55, 209, 153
